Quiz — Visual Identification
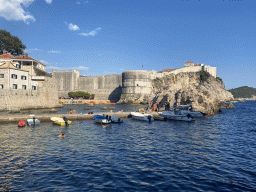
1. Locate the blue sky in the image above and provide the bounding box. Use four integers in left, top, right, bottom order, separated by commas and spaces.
0, 0, 255, 89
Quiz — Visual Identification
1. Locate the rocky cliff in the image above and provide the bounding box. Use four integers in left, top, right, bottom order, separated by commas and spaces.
148, 72, 234, 115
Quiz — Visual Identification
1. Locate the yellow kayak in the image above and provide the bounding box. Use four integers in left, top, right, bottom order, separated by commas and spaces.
50, 117, 72, 126
153, 115, 167, 121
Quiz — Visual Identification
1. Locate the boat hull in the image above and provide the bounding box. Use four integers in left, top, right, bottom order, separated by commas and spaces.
50, 117, 72, 126
131, 112, 154, 122
27, 119, 40, 125
159, 111, 194, 122
94, 115, 111, 124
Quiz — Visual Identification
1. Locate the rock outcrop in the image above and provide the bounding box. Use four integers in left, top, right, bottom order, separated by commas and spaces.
148, 72, 234, 115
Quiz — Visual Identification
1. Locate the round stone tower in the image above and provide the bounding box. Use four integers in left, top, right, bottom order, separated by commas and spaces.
121, 70, 152, 102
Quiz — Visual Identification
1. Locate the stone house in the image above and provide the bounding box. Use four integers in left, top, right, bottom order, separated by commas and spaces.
0, 60, 34, 90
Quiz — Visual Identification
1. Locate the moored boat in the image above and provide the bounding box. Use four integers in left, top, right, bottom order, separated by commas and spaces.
50, 117, 72, 126
27, 118, 40, 125
175, 105, 204, 117
131, 112, 154, 122
93, 115, 111, 124
18, 120, 26, 127
105, 115, 123, 123
159, 110, 194, 122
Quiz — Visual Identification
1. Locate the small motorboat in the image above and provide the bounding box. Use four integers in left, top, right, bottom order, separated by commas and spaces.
93, 115, 111, 124
159, 110, 194, 122
105, 115, 123, 123
130, 112, 154, 122
18, 120, 26, 127
175, 105, 204, 117
27, 118, 40, 125
50, 117, 72, 126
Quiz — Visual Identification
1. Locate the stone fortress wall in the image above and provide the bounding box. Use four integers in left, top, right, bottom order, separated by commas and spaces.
0, 76, 60, 111
52, 62, 216, 102
52, 70, 122, 101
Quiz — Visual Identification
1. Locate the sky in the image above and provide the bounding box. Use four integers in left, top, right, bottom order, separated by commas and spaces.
0, 0, 255, 90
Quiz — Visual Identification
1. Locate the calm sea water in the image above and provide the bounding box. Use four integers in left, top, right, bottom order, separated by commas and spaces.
0, 101, 256, 191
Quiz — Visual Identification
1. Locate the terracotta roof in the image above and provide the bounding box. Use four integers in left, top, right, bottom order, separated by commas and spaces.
185, 61, 193, 63
0, 53, 14, 59
0, 51, 35, 60
162, 69, 174, 72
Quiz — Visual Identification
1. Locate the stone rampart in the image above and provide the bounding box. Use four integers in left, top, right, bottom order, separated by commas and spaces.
0, 76, 60, 111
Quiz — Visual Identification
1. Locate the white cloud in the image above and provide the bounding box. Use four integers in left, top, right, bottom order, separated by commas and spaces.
40, 60, 50, 65
47, 50, 61, 53
0, 0, 53, 24
79, 27, 102, 37
24, 48, 43, 53
85, 71, 117, 76
69, 23, 80, 31
45, 0, 52, 3
46, 65, 90, 71
0, 0, 35, 24
25, 48, 60, 53
76, 1, 81, 4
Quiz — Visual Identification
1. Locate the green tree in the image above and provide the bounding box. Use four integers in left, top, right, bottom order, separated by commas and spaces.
68, 91, 91, 99
0, 30, 26, 55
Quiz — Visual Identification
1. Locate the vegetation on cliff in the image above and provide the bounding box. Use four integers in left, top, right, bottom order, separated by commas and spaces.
228, 86, 256, 98
0, 30, 26, 55
68, 91, 95, 99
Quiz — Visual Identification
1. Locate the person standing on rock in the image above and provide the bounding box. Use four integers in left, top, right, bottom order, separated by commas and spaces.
153, 103, 157, 112
165, 102, 170, 111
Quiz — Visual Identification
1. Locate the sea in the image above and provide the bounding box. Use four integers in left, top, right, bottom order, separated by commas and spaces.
0, 101, 255, 191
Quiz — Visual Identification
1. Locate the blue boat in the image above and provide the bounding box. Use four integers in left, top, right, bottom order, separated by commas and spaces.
93, 115, 111, 124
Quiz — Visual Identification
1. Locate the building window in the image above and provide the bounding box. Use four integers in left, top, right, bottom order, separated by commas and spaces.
22, 85, 27, 90
16, 64, 21, 69
13, 84, 17, 89
0, 84, 3, 89
0, 74, 4, 78
32, 86, 36, 90
11, 74, 17, 79
21, 75, 27, 80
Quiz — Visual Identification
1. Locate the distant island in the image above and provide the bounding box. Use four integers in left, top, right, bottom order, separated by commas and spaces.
228, 86, 256, 99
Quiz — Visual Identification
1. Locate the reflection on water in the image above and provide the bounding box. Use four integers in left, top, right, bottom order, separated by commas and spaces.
0, 101, 256, 191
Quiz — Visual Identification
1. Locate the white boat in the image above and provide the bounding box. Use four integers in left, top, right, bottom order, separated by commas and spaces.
175, 105, 204, 117
94, 115, 111, 124
159, 110, 194, 122
106, 115, 124, 123
27, 118, 40, 125
130, 112, 154, 122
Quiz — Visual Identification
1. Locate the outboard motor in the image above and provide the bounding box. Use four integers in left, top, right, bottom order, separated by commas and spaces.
148, 115, 152, 123
186, 114, 193, 119
118, 118, 120, 123
164, 116, 167, 121
63, 117, 68, 126
106, 115, 109, 120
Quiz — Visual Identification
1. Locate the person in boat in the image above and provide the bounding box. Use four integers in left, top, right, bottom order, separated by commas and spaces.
72, 109, 76, 114
58, 132, 65, 137
69, 110, 73, 114
138, 108, 142, 112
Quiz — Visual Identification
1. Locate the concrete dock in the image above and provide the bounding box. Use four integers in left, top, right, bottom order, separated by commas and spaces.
0, 112, 133, 123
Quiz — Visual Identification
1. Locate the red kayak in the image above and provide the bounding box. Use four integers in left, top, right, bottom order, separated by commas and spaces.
18, 120, 26, 127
